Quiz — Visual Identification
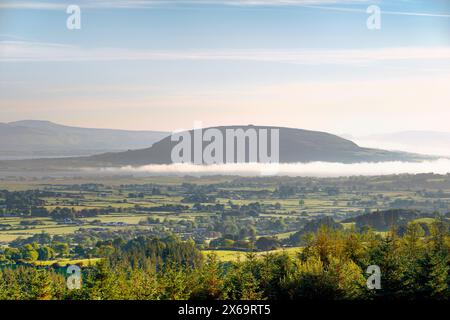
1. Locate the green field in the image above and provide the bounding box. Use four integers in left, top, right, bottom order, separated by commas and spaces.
31, 258, 102, 267
203, 247, 303, 262
1, 174, 449, 247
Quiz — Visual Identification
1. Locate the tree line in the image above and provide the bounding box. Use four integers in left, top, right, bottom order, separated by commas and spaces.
0, 219, 448, 300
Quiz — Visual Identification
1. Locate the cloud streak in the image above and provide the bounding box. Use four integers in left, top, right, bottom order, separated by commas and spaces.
300, 4, 450, 18
1, 1, 449, 19
0, 0, 372, 10
2, 40, 450, 64
96, 159, 450, 177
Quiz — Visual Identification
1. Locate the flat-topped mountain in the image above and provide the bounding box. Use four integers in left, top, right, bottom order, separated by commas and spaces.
0, 125, 435, 173
88, 125, 432, 166
0, 126, 432, 169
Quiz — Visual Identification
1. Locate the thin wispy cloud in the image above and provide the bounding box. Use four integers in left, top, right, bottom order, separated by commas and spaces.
301, 4, 450, 18
0, 0, 372, 10
2, 0, 449, 19
0, 1, 64, 10
2, 40, 450, 63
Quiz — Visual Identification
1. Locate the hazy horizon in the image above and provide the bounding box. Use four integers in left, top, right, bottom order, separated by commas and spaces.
2, 118, 450, 135
3, 118, 450, 159
1, 0, 450, 135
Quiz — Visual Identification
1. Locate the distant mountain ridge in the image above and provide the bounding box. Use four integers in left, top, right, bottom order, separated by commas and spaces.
85, 125, 433, 166
0, 124, 437, 172
0, 120, 168, 160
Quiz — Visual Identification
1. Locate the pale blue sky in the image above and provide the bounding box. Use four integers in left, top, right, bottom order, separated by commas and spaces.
0, 0, 449, 134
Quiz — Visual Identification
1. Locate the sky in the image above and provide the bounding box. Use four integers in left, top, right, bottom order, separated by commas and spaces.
0, 0, 449, 135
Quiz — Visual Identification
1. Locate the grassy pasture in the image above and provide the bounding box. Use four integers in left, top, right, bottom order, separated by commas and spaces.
202, 247, 303, 262
31, 258, 102, 267
1, 175, 449, 246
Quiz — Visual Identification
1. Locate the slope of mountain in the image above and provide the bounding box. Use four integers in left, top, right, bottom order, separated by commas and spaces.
0, 125, 436, 173
0, 120, 169, 159
0, 126, 431, 170
85, 125, 433, 166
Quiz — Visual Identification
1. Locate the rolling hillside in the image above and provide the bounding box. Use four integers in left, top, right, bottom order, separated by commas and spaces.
86, 125, 433, 166
0, 120, 168, 160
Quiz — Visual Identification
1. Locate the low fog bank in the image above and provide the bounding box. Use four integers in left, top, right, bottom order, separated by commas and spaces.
96, 159, 450, 177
